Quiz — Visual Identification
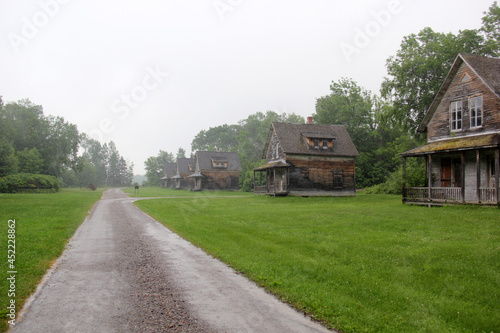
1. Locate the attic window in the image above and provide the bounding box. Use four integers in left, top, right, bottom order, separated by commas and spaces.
212, 159, 228, 168
461, 73, 471, 83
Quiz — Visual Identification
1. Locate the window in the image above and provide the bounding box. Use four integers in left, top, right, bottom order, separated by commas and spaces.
322, 140, 328, 149
470, 95, 483, 128
314, 140, 319, 149
450, 101, 462, 131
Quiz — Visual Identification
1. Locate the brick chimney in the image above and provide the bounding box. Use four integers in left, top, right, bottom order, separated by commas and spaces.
307, 116, 313, 124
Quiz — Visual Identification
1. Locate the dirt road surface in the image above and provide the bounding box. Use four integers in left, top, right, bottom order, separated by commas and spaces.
12, 188, 333, 332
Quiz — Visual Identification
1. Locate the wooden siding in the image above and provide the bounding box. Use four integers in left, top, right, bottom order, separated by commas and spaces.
197, 170, 240, 191
287, 155, 355, 194
427, 62, 500, 141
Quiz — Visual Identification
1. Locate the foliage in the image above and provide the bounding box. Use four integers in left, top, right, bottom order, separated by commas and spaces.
381, 26, 496, 133
135, 194, 500, 333
16, 147, 43, 174
365, 159, 426, 195
480, 1, 500, 55
0, 139, 18, 177
0, 173, 60, 193
143, 150, 175, 186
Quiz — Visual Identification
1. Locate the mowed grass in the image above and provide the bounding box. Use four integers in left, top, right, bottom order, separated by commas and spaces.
135, 193, 500, 333
0, 188, 104, 332
123, 186, 252, 198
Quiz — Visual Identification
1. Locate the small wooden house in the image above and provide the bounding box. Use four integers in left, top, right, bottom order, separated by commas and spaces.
254, 121, 359, 196
188, 151, 241, 191
401, 53, 500, 206
160, 162, 177, 188
171, 157, 195, 190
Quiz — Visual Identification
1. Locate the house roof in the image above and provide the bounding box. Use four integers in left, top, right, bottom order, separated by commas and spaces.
164, 162, 177, 176
176, 158, 195, 174
401, 133, 500, 157
194, 151, 242, 171
254, 160, 290, 171
418, 53, 500, 133
263, 122, 359, 158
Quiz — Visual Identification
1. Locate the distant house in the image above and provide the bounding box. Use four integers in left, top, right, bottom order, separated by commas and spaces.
254, 120, 359, 196
171, 157, 195, 190
401, 53, 500, 206
188, 151, 242, 191
160, 162, 176, 188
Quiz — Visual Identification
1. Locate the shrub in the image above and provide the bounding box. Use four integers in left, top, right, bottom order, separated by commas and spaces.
0, 173, 60, 193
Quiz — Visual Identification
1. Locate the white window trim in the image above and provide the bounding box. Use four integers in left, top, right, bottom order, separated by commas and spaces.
469, 95, 483, 128
450, 100, 463, 132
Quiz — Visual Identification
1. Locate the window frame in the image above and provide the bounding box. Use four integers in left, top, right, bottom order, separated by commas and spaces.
450, 100, 463, 131
469, 95, 483, 128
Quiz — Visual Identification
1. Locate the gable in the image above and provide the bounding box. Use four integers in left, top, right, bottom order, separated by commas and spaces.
419, 54, 500, 137
422, 54, 500, 142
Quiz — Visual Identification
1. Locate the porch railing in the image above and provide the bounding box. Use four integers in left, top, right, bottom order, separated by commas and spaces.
403, 187, 463, 203
404, 187, 498, 204
479, 188, 497, 202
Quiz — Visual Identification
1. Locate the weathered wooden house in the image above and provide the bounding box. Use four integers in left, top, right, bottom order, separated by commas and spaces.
188, 151, 241, 191
401, 53, 500, 206
171, 158, 195, 190
160, 162, 176, 188
254, 121, 359, 196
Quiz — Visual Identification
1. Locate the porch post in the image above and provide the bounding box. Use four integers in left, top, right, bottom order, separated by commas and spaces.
461, 152, 465, 204
428, 155, 432, 202
495, 149, 500, 207
402, 157, 406, 203
476, 150, 481, 204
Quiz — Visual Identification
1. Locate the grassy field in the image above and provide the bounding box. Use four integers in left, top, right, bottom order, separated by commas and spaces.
0, 188, 104, 332
123, 186, 252, 198
134, 192, 500, 333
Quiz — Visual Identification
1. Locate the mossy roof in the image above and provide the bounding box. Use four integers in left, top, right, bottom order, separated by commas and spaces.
401, 133, 500, 157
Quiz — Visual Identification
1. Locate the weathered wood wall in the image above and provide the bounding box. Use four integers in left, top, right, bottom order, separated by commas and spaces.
287, 155, 355, 195
428, 62, 500, 141
198, 171, 240, 191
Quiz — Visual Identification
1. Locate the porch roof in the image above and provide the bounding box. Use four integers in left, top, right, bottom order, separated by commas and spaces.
401, 133, 500, 157
187, 171, 205, 178
254, 160, 290, 171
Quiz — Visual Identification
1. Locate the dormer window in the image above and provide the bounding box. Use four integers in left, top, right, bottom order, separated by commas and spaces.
470, 95, 482, 128
322, 140, 328, 149
314, 140, 319, 149
450, 101, 462, 131
211, 158, 228, 168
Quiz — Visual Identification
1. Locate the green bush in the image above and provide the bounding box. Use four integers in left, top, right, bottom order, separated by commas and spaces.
0, 173, 60, 193
365, 159, 425, 195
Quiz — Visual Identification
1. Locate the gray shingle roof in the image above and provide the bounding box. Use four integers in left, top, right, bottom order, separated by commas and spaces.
264, 123, 359, 158
194, 151, 242, 171
164, 162, 177, 177
176, 158, 195, 174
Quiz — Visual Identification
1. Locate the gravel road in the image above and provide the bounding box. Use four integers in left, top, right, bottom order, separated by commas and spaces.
12, 188, 333, 333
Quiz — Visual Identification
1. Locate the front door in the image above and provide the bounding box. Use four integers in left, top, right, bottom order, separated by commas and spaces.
441, 158, 452, 187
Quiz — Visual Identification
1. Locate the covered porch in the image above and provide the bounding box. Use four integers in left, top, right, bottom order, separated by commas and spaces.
253, 161, 290, 196
401, 134, 500, 207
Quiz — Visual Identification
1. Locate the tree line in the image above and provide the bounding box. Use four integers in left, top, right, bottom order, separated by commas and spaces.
0, 98, 133, 191
145, 2, 500, 193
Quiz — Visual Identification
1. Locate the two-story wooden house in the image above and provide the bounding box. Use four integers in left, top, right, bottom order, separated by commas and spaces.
188, 151, 242, 191
254, 121, 359, 196
401, 53, 500, 206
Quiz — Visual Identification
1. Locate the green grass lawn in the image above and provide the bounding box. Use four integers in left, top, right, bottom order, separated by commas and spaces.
0, 188, 104, 332
134, 193, 500, 333
123, 186, 252, 198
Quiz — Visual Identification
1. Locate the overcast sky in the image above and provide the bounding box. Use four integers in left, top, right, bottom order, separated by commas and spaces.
0, 0, 494, 174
